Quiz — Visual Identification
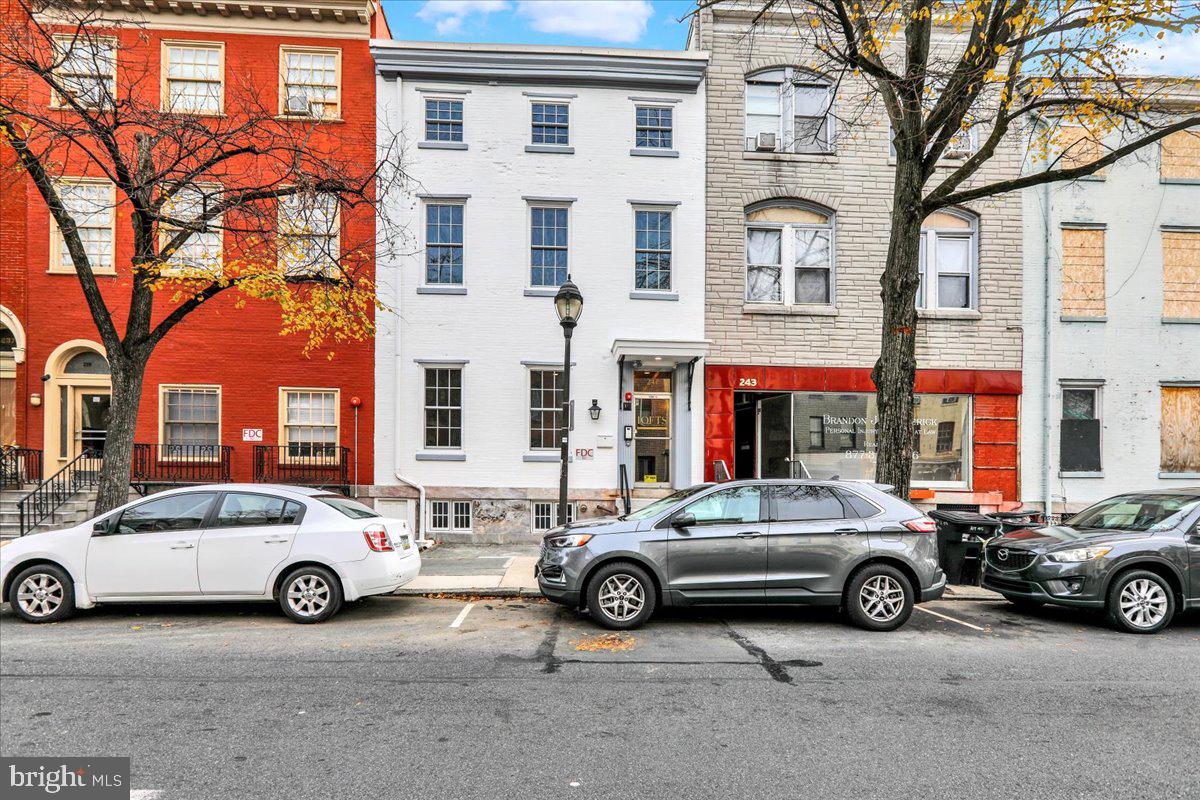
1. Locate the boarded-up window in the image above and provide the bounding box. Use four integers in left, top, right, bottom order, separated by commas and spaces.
1058, 126, 1106, 174
1061, 227, 1106, 317
1160, 129, 1200, 181
1161, 386, 1200, 473
1162, 230, 1200, 319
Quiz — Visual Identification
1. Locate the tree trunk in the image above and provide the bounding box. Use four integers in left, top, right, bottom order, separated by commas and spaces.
872, 161, 925, 499
94, 353, 147, 513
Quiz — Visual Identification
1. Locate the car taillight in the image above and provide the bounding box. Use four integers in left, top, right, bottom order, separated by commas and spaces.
363, 525, 394, 552
903, 517, 938, 533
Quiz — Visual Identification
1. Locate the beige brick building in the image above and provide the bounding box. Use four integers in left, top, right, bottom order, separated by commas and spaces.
689, 3, 1024, 507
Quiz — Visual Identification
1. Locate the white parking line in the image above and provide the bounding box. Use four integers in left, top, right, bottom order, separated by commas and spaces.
916, 604, 987, 631
130, 791, 163, 799
449, 602, 476, 629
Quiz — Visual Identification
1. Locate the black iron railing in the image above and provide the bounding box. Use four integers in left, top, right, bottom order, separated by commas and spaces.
618, 463, 632, 516
131, 444, 233, 487
1, 447, 43, 491
253, 445, 350, 491
18, 450, 102, 536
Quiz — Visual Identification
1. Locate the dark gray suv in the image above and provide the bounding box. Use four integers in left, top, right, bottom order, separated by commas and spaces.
536, 480, 946, 631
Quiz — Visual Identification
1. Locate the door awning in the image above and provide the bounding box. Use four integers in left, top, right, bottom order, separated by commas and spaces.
611, 338, 709, 364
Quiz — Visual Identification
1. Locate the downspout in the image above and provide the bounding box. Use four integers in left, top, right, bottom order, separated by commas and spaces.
1040, 129, 1054, 521
381, 68, 432, 548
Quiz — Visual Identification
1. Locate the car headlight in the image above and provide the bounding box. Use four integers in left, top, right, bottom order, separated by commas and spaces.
1046, 546, 1112, 563
545, 533, 593, 549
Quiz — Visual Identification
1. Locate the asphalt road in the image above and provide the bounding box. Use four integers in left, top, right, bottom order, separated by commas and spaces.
1, 596, 1197, 800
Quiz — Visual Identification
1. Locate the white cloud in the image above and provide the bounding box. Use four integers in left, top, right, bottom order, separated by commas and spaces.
516, 0, 653, 44
1128, 29, 1200, 76
415, 0, 511, 36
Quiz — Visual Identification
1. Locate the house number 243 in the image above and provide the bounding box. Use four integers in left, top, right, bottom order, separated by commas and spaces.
737, 377, 758, 387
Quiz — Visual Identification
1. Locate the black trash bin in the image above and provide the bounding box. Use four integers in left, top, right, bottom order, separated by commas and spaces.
990, 509, 1041, 534
928, 510, 1002, 585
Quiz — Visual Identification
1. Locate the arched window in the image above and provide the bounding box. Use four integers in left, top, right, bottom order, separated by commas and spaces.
919, 208, 978, 310
745, 201, 835, 306
745, 68, 834, 154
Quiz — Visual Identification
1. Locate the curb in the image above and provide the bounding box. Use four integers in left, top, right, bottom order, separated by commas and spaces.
391, 587, 545, 600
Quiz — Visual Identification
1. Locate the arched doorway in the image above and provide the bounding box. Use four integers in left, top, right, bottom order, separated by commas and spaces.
43, 340, 112, 467
0, 305, 26, 447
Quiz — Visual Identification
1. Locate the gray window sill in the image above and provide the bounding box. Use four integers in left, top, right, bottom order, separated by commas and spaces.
416, 452, 466, 462
917, 308, 982, 321
416, 285, 466, 295
1061, 315, 1107, 323
629, 148, 679, 158
524, 287, 558, 297
1162, 317, 1200, 324
1159, 471, 1200, 479
742, 303, 838, 317
630, 290, 679, 301
523, 453, 560, 463
418, 141, 468, 150
525, 145, 574, 154
1059, 471, 1104, 479
1160, 177, 1200, 185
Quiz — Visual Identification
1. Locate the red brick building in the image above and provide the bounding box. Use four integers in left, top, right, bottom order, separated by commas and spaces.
1, 0, 389, 493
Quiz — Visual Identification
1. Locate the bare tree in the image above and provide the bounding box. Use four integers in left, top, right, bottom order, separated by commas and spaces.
707, 0, 1200, 496
0, 0, 406, 512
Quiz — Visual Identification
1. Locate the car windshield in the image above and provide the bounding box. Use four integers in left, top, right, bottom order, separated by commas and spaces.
318, 495, 380, 519
621, 485, 713, 521
1067, 493, 1200, 532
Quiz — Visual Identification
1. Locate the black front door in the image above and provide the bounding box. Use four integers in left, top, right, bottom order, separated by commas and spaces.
78, 392, 111, 455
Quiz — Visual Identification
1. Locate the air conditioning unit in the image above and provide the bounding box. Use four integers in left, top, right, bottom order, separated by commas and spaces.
754, 132, 778, 152
286, 94, 311, 115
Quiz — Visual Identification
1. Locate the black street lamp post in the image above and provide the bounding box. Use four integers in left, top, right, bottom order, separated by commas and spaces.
553, 278, 583, 527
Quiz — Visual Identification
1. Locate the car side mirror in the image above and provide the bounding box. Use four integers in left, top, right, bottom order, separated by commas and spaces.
92, 517, 114, 535
671, 512, 696, 529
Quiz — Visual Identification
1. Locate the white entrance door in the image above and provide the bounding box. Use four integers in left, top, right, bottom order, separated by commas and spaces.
85, 492, 217, 597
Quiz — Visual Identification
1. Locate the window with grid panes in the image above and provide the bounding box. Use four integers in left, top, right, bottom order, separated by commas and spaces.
424, 368, 462, 449
529, 369, 563, 450
532, 501, 576, 532
54, 180, 114, 272
425, 204, 463, 285
162, 387, 220, 452
278, 193, 339, 277
635, 106, 672, 149
283, 390, 337, 459
634, 209, 672, 291
425, 98, 463, 142
164, 43, 222, 114
281, 48, 339, 118
161, 184, 222, 274
429, 499, 472, 532
52, 36, 115, 107
530, 207, 568, 287
531, 103, 569, 145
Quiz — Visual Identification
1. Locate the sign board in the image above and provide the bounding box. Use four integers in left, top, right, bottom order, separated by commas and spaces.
242, 428, 263, 442
574, 447, 594, 461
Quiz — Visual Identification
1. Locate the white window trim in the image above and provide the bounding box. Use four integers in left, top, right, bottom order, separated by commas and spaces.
632, 103, 674, 151
422, 365, 464, 451
421, 199, 465, 288
528, 97, 571, 147
526, 201, 571, 290
422, 95, 465, 144
531, 500, 577, 532
743, 203, 836, 307
631, 204, 674, 294
278, 45, 342, 120
160, 40, 225, 116
158, 384, 222, 460
527, 366, 564, 452
744, 67, 835, 154
278, 387, 340, 462
50, 34, 117, 109
276, 192, 341, 277
1059, 380, 1104, 476
428, 499, 473, 533
158, 182, 224, 277
48, 177, 117, 275
918, 211, 979, 311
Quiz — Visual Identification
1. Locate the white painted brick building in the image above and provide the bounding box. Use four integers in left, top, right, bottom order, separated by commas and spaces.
370, 41, 708, 542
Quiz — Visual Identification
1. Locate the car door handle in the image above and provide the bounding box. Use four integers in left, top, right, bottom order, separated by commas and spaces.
736, 531, 764, 539
263, 537, 290, 544
170, 542, 195, 550
835, 528, 859, 535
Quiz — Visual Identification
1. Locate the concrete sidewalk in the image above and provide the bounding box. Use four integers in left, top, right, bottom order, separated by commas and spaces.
399, 544, 1005, 601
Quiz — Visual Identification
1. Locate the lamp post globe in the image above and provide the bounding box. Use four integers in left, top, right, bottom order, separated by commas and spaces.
555, 278, 583, 527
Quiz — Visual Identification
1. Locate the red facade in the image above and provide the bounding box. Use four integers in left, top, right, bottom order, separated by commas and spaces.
703, 365, 1021, 506
1, 5, 382, 487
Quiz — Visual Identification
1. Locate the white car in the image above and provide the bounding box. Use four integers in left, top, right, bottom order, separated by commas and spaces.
0, 484, 421, 624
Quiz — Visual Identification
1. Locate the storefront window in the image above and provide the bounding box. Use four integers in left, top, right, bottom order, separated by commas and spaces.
772, 392, 970, 484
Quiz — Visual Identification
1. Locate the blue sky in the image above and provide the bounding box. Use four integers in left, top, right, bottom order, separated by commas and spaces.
381, 1, 695, 50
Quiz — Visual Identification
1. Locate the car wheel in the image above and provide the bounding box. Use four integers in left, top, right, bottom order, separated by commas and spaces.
279, 566, 343, 624
844, 564, 914, 632
1107, 570, 1175, 634
8, 564, 75, 624
585, 562, 657, 630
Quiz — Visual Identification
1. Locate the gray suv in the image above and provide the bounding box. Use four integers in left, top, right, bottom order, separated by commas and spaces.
536, 480, 946, 631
